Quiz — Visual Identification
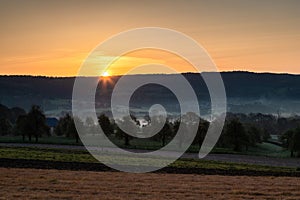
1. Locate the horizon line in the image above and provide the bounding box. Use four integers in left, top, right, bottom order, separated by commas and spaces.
0, 70, 300, 78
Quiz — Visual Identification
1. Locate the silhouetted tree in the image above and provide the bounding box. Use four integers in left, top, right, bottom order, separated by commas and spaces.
281, 129, 295, 157
0, 118, 12, 135
98, 114, 113, 135
172, 119, 184, 148
183, 112, 200, 143
247, 125, 262, 146
14, 105, 49, 142
0, 104, 11, 122
156, 120, 172, 146
10, 107, 26, 124
262, 128, 271, 142
54, 114, 71, 136
15, 115, 29, 141
27, 105, 49, 142
193, 119, 209, 149
70, 117, 82, 143
281, 127, 300, 157
293, 127, 300, 157
55, 114, 81, 143
85, 117, 94, 127
115, 115, 139, 146
224, 119, 248, 151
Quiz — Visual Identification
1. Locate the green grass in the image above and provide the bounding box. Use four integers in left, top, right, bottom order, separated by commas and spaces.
172, 159, 295, 173
0, 136, 290, 158
0, 146, 297, 173
245, 142, 290, 157
0, 136, 82, 145
123, 140, 290, 158
0, 146, 94, 163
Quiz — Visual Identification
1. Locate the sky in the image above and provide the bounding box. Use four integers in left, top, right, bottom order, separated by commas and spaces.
0, 0, 299, 76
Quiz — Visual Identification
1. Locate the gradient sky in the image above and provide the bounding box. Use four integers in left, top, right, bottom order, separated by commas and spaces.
0, 0, 299, 76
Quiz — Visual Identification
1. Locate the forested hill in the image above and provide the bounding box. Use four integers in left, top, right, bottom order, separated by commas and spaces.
1, 72, 300, 115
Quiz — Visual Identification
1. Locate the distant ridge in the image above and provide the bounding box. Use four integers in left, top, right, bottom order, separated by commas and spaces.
1, 71, 300, 116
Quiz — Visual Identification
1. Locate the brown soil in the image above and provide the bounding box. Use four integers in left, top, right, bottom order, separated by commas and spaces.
0, 167, 299, 200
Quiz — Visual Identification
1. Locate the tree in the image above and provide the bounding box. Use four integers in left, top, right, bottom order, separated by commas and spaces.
54, 114, 72, 136
115, 115, 139, 146
281, 129, 295, 157
224, 119, 248, 151
246, 125, 262, 146
172, 112, 201, 149
172, 119, 184, 148
281, 127, 300, 157
193, 119, 209, 149
15, 105, 49, 142
0, 104, 11, 122
182, 112, 201, 145
156, 120, 172, 146
85, 117, 95, 127
98, 114, 113, 136
27, 105, 49, 142
70, 117, 81, 143
10, 107, 26, 124
293, 127, 300, 157
55, 114, 81, 143
15, 115, 29, 141
0, 118, 12, 135
144, 115, 173, 146
262, 128, 271, 142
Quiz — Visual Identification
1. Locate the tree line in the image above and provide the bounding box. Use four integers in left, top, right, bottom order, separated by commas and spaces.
1, 105, 300, 157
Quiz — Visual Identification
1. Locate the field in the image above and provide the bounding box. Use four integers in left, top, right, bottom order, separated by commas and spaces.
1, 168, 300, 199
0, 142, 299, 199
0, 146, 298, 175
0, 135, 291, 157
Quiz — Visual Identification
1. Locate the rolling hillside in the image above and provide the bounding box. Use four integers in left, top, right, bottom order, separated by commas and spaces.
1, 72, 300, 116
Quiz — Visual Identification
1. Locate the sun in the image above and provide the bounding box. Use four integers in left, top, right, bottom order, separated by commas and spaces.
99, 71, 112, 88
101, 71, 110, 77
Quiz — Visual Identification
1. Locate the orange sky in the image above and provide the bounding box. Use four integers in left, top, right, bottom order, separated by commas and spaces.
0, 0, 299, 76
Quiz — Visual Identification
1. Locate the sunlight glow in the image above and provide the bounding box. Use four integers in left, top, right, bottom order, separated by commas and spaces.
102, 71, 110, 77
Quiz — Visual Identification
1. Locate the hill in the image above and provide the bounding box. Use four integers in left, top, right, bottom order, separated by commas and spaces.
0, 72, 300, 117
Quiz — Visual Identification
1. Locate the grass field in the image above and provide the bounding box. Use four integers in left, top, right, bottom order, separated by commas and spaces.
1, 168, 299, 199
0, 143, 299, 199
0, 135, 291, 157
0, 146, 297, 174
0, 136, 81, 146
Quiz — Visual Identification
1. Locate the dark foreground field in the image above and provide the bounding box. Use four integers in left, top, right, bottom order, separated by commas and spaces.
1, 167, 299, 199
1, 146, 299, 199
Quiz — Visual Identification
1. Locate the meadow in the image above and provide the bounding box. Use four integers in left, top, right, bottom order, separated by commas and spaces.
0, 135, 291, 157
0, 136, 299, 199
0, 146, 298, 175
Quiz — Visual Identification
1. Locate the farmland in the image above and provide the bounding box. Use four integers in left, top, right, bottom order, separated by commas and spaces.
1, 168, 299, 199
0, 146, 299, 176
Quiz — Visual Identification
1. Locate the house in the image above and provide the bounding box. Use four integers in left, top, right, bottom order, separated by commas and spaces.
46, 117, 58, 135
